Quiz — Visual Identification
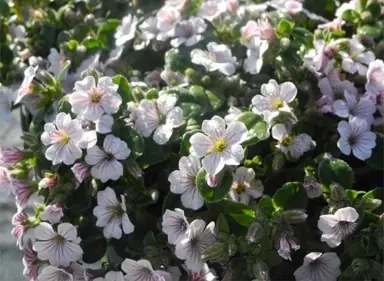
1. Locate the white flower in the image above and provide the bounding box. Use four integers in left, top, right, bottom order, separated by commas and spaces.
303, 40, 331, 75
160, 69, 188, 86
175, 219, 215, 270
303, 177, 322, 199
122, 259, 172, 281
134, 95, 183, 145
40, 204, 64, 224
168, 156, 204, 210
185, 263, 217, 281
69, 76, 121, 121
337, 118, 376, 160
40, 113, 86, 165
95, 114, 114, 134
341, 38, 375, 76
33, 222, 83, 267
115, 14, 138, 46
283, 0, 303, 14
240, 20, 274, 48
272, 124, 313, 159
228, 167, 263, 205
171, 17, 207, 47
0, 84, 14, 121
190, 116, 247, 175
252, 80, 297, 118
243, 39, 269, 74
365, 59, 384, 95
85, 135, 130, 182
162, 208, 190, 245
93, 187, 134, 239
333, 91, 376, 124
0, 167, 16, 196
197, 0, 226, 22
276, 231, 300, 261
156, 7, 181, 41
48, 48, 69, 77
294, 252, 341, 281
36, 266, 73, 281
93, 271, 125, 281
318, 207, 359, 248
224, 106, 242, 124
15, 66, 38, 104
191, 42, 237, 76
140, 17, 159, 42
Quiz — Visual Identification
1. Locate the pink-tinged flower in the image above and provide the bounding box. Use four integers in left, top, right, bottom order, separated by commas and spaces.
0, 147, 23, 167
162, 208, 189, 245
241, 19, 274, 48
41, 204, 64, 224
332, 91, 376, 124
197, 0, 226, 22
33, 222, 83, 267
226, 0, 238, 13
85, 135, 130, 183
115, 14, 138, 47
340, 38, 375, 76
15, 66, 38, 104
190, 116, 248, 175
140, 16, 159, 42
315, 96, 333, 114
276, 231, 300, 261
69, 76, 121, 121
304, 40, 331, 75
279, 0, 303, 15
318, 207, 359, 247
11, 210, 30, 249
23, 241, 41, 281
186, 263, 217, 281
38, 174, 58, 190
366, 59, 384, 95
156, 7, 181, 41
303, 177, 322, 199
93, 271, 125, 281
229, 167, 263, 205
13, 180, 35, 209
0, 167, 14, 196
36, 266, 73, 281
24, 264, 41, 281
122, 259, 172, 281
337, 118, 376, 160
71, 162, 90, 184
160, 69, 188, 86
41, 113, 87, 165
93, 187, 134, 239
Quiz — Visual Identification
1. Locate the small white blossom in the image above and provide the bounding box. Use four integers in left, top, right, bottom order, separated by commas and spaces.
272, 124, 313, 159
168, 155, 204, 210
93, 187, 134, 239
341, 38, 375, 76
243, 39, 269, 74
304, 40, 332, 75
115, 14, 138, 46
160, 69, 188, 87
162, 208, 190, 244
140, 17, 159, 42
318, 207, 359, 247
33, 222, 83, 267
337, 117, 376, 160
85, 135, 131, 182
197, 0, 226, 22
190, 116, 247, 175
228, 167, 263, 205
332, 91, 376, 124
252, 79, 297, 118
134, 95, 183, 145
303, 177, 323, 199
156, 7, 181, 41
171, 17, 207, 47
40, 204, 64, 224
365, 59, 384, 95
40, 113, 86, 165
276, 231, 300, 261
122, 259, 172, 281
69, 76, 121, 121
47, 48, 69, 77
175, 219, 215, 270
36, 266, 73, 281
93, 271, 125, 281
15, 66, 38, 104
191, 42, 237, 76
294, 252, 341, 281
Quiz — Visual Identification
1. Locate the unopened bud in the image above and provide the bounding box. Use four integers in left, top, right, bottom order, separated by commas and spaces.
185, 68, 196, 78
201, 75, 211, 86
280, 38, 291, 51
272, 152, 285, 172
252, 260, 270, 281
281, 209, 308, 224
246, 221, 264, 243
330, 183, 345, 202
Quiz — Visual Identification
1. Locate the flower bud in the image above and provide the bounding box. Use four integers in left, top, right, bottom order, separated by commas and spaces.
203, 241, 228, 263
330, 183, 345, 202
272, 152, 285, 172
201, 75, 211, 86
281, 209, 308, 224
280, 38, 291, 51
77, 45, 87, 55
38, 173, 58, 190
84, 14, 95, 25
185, 68, 196, 78
246, 221, 264, 243
252, 260, 270, 281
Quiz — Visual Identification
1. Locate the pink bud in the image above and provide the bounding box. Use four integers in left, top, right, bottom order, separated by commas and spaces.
71, 162, 90, 184
226, 0, 238, 13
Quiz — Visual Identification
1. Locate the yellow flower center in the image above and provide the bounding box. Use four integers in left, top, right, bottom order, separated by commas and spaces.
169, 77, 178, 86
213, 139, 228, 153
281, 135, 293, 147
233, 182, 246, 194
59, 131, 70, 144
272, 98, 284, 109
88, 88, 104, 103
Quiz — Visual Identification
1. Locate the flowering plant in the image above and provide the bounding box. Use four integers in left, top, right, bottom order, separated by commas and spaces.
1, 0, 384, 281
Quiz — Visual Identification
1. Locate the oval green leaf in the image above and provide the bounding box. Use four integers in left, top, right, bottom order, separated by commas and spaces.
196, 168, 233, 203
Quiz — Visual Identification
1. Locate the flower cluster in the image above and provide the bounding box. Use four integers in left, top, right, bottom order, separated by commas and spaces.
0, 0, 383, 281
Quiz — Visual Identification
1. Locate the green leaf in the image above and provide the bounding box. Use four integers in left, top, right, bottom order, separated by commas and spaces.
0, 45, 13, 65
360, 187, 383, 211
65, 40, 79, 52
366, 3, 381, 18
82, 37, 101, 51
196, 168, 233, 203
318, 158, 354, 189
216, 199, 256, 226
342, 9, 361, 24
98, 19, 121, 47
143, 231, 157, 247
273, 182, 308, 210
345, 189, 366, 202
120, 125, 145, 159
205, 89, 225, 111
236, 112, 268, 146
138, 138, 171, 167
277, 19, 295, 36
357, 25, 383, 38
258, 195, 275, 218
180, 102, 203, 119
366, 137, 383, 170
217, 213, 230, 234
180, 130, 200, 156
113, 75, 134, 110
